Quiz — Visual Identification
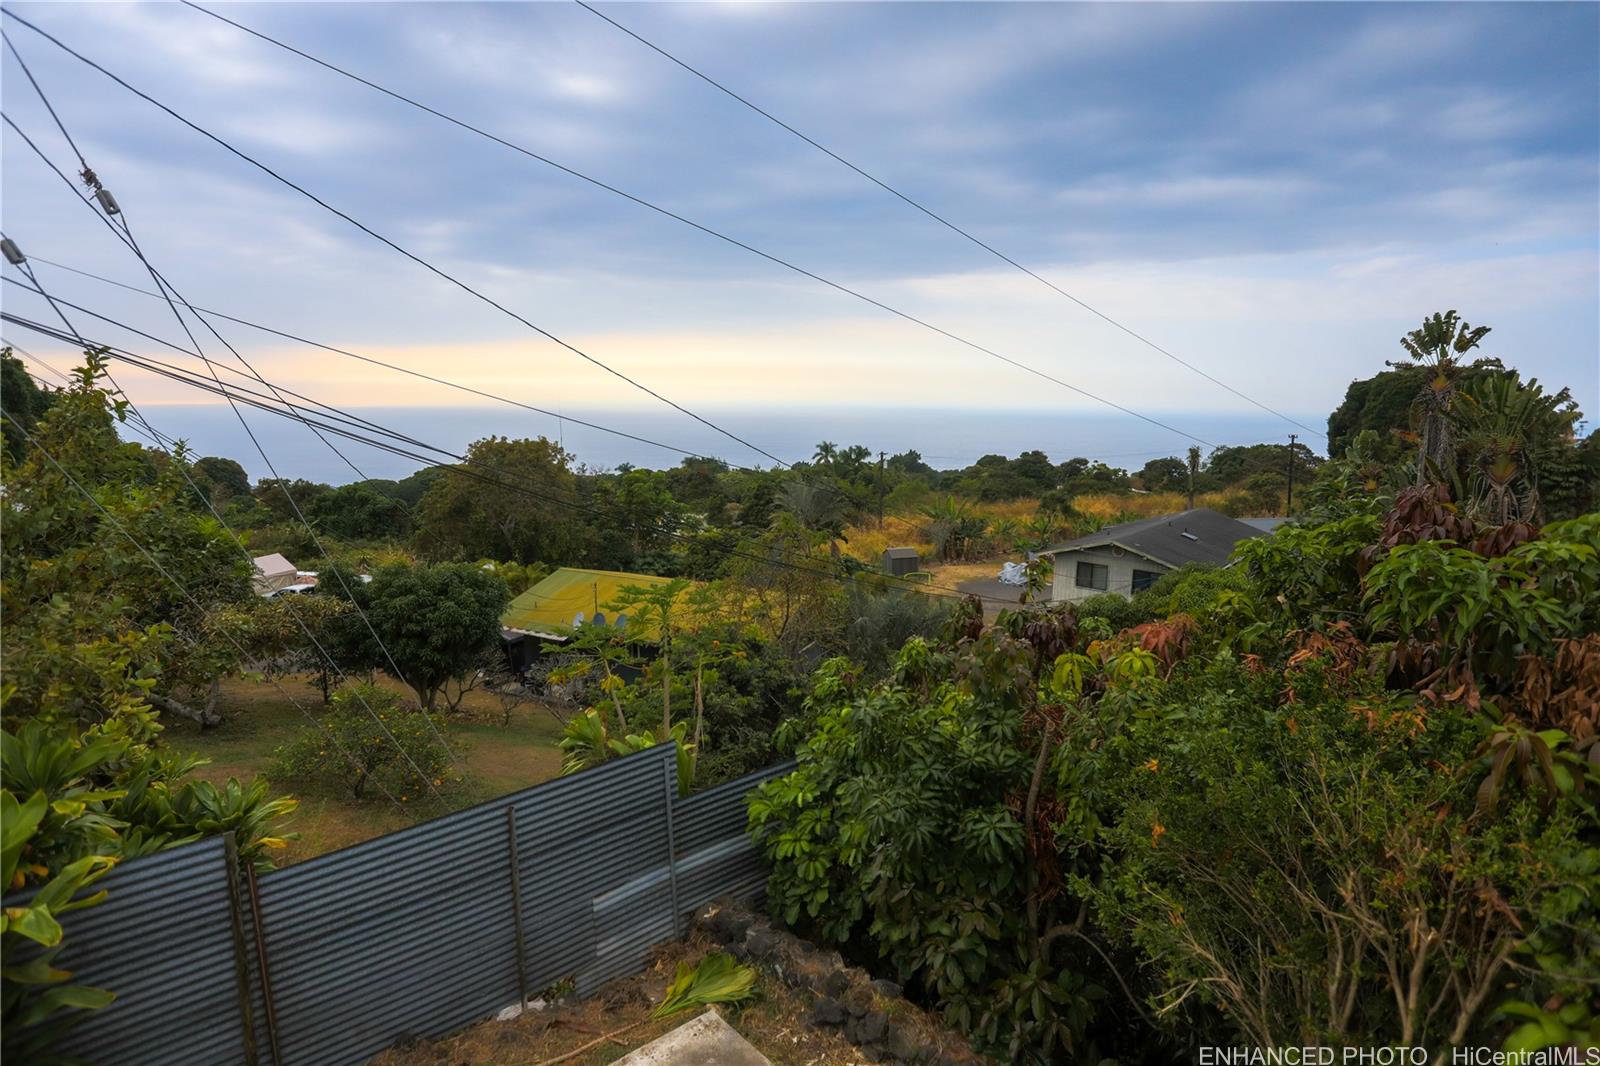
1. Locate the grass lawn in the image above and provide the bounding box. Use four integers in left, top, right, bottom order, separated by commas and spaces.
162, 675, 568, 865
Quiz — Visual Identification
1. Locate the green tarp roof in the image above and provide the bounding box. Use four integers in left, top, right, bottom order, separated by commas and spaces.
501, 567, 684, 641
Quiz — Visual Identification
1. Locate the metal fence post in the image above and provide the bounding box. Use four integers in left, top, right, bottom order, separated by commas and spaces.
663, 752, 681, 936
222, 833, 260, 1066
505, 806, 530, 1006
246, 863, 284, 1066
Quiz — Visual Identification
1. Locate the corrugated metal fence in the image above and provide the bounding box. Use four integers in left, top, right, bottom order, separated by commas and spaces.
44, 746, 794, 1066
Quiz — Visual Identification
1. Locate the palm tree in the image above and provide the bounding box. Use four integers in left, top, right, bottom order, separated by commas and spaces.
812, 441, 838, 468
1456, 372, 1578, 523
1395, 310, 1491, 486
776, 479, 846, 534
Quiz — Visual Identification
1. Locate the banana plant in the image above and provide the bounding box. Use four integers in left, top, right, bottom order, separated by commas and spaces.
2, 788, 119, 1065
558, 710, 695, 794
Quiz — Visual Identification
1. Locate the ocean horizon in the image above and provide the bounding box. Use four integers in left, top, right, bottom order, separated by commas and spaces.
122, 404, 1328, 485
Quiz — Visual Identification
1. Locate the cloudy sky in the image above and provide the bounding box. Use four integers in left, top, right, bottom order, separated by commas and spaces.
2, 1, 1596, 469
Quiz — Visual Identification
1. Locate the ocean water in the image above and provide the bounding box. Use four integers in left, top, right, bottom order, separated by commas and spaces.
124, 404, 1325, 484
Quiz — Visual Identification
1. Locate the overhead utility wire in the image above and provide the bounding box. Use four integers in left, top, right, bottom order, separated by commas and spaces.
1, 242, 448, 799
573, 0, 1323, 440
1, 276, 463, 457
1, 287, 449, 803
1, 339, 165, 451
22, 257, 759, 470
3, 9, 789, 471
1, 103, 742, 470
12, 270, 1243, 472
4, 312, 1031, 609
0, 313, 429, 805
0, 410, 412, 815
2, 103, 457, 783
5, 341, 73, 383
0, 297, 480, 470
0, 49, 450, 718
0, 102, 451, 796
175, 1, 1220, 451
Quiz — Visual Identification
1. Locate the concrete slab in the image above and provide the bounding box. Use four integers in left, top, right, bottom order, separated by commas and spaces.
609, 1009, 771, 1066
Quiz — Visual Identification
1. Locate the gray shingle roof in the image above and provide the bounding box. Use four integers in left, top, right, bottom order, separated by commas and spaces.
1044, 508, 1264, 568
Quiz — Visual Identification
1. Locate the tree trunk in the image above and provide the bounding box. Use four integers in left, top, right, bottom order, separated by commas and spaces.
690, 666, 705, 784
603, 660, 628, 732
150, 691, 223, 728
660, 643, 671, 735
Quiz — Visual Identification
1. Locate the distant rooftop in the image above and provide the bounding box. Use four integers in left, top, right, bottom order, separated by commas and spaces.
1044, 507, 1264, 568
501, 567, 689, 641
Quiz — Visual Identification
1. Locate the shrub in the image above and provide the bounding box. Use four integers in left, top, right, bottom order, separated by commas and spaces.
1073, 592, 1154, 632
1085, 656, 1576, 1048
751, 631, 1168, 1060
1162, 564, 1254, 618
272, 683, 451, 801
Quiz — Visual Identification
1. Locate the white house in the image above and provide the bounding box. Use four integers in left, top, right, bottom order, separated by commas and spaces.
1044, 508, 1267, 602
250, 553, 299, 596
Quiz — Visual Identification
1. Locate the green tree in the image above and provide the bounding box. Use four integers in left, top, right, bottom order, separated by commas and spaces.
775, 479, 847, 536
3, 356, 254, 729
310, 480, 412, 540
413, 436, 584, 564
1541, 426, 1600, 521
252, 476, 333, 524
272, 682, 451, 800
1, 347, 58, 462
1455, 370, 1581, 523
1203, 441, 1320, 490
1394, 310, 1492, 484
1137, 456, 1187, 492
725, 514, 844, 661
191, 456, 250, 503
334, 561, 511, 711
1, 351, 295, 1057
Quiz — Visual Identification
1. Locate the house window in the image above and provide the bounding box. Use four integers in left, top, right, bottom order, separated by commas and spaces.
1075, 561, 1108, 591
1132, 569, 1162, 593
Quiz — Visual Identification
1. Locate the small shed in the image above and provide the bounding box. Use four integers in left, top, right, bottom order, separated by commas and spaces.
251, 553, 299, 596
883, 547, 921, 577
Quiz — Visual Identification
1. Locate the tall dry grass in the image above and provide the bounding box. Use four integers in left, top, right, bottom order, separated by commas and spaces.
838, 488, 1277, 565
841, 514, 936, 563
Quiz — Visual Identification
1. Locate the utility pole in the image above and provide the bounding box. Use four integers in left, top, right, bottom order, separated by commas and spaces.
877, 450, 887, 529
1286, 434, 1298, 515
1186, 446, 1200, 510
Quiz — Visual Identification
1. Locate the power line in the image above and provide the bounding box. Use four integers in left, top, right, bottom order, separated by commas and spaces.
3, 8, 790, 470
0, 293, 476, 466
2, 294, 449, 804
0, 52, 456, 756
6, 309, 1043, 612
0, 99, 454, 798
172, 1, 1223, 450
1, 29, 87, 172
3, 70, 478, 776
21, 257, 766, 471
3, 340, 72, 383
574, 0, 1325, 440
0, 407, 413, 816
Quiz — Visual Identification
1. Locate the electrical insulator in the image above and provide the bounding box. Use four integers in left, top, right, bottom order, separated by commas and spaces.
95, 188, 121, 216
1, 238, 24, 266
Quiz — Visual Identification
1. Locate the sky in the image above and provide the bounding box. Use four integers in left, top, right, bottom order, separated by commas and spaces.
1, 1, 1596, 473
